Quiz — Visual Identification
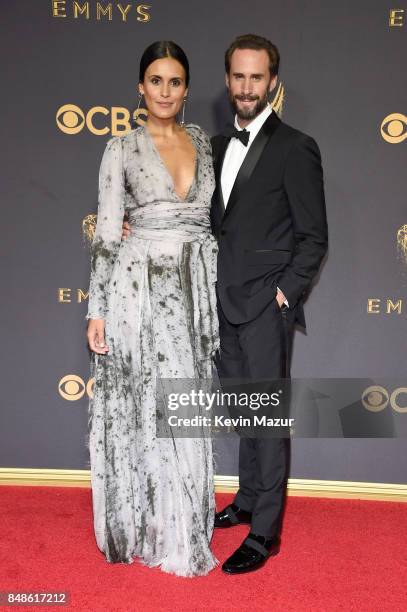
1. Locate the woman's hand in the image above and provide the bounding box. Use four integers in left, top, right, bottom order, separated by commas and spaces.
122, 219, 131, 240
87, 319, 109, 354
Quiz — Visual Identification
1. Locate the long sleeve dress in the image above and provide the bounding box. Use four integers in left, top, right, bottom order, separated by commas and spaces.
85, 123, 219, 577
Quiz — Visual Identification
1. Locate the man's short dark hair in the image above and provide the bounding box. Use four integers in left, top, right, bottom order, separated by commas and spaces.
225, 34, 280, 78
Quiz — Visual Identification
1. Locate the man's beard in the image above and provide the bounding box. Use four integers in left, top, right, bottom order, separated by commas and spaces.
229, 91, 269, 121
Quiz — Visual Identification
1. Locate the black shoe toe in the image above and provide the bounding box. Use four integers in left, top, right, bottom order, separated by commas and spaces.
214, 504, 252, 528
222, 534, 280, 574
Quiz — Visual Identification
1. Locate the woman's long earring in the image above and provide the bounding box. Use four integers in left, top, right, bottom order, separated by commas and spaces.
134, 92, 145, 126
180, 97, 187, 127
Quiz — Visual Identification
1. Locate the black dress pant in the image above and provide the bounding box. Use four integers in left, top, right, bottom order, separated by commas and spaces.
216, 295, 295, 538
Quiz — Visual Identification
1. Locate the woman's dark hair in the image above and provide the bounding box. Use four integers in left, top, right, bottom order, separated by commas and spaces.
225, 34, 280, 78
139, 40, 190, 86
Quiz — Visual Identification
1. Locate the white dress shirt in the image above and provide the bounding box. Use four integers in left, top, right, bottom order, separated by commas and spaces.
221, 104, 273, 207
220, 104, 288, 306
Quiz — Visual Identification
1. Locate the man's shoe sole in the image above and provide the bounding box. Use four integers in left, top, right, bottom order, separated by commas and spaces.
214, 518, 252, 528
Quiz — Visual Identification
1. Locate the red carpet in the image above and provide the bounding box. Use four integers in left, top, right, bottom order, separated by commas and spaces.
0, 487, 406, 611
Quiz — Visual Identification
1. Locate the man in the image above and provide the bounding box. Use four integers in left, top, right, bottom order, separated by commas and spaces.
210, 34, 327, 574
121, 33, 328, 575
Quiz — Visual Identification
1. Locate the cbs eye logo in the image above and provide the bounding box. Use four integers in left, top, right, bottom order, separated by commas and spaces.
380, 113, 407, 144
56, 104, 85, 135
58, 374, 94, 401
361, 386, 407, 413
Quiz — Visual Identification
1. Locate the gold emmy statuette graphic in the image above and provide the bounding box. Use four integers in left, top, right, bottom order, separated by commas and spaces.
82, 214, 97, 244
271, 82, 285, 117
380, 113, 407, 143
397, 224, 407, 264
58, 375, 94, 401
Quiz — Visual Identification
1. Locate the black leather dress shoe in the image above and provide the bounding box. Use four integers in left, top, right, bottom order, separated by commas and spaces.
222, 533, 280, 574
214, 503, 252, 528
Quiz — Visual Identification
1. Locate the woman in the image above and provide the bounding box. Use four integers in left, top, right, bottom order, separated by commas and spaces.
86, 41, 219, 576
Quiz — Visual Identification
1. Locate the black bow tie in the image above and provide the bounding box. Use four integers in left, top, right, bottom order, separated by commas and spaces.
223, 124, 250, 146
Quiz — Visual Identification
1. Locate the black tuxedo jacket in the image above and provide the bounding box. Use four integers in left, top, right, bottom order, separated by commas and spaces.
210, 111, 328, 328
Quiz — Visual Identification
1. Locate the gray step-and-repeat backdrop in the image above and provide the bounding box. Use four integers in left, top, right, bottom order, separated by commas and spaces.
1, 1, 406, 482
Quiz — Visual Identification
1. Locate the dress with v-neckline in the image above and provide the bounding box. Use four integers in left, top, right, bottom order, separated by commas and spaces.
86, 123, 218, 577
143, 124, 199, 203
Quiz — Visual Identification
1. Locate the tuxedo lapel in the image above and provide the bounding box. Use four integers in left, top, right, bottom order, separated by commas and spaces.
213, 136, 229, 215
223, 111, 281, 221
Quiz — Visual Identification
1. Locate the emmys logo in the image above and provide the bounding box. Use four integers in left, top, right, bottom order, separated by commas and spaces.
56, 104, 147, 136
58, 374, 94, 400
389, 9, 404, 26
58, 288, 88, 303
367, 298, 403, 315
380, 113, 407, 143
362, 386, 407, 413
51, 1, 151, 22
